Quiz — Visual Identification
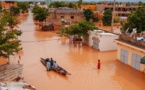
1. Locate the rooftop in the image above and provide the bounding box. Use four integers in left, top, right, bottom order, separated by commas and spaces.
116, 33, 145, 50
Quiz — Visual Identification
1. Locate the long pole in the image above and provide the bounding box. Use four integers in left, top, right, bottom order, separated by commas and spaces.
111, 0, 116, 32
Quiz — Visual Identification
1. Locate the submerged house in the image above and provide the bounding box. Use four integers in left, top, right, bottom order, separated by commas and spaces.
48, 7, 84, 24
83, 30, 119, 51
114, 33, 145, 72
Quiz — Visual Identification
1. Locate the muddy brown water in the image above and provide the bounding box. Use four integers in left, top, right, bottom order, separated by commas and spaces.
13, 10, 145, 90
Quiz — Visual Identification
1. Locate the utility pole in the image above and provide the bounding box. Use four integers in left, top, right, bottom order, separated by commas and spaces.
111, 0, 116, 32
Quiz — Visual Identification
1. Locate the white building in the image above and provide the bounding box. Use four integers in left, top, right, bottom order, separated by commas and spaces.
83, 30, 119, 51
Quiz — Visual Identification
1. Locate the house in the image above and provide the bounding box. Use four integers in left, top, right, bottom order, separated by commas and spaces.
83, 30, 118, 51
114, 34, 145, 72
96, 2, 138, 21
81, 5, 96, 11
48, 7, 83, 25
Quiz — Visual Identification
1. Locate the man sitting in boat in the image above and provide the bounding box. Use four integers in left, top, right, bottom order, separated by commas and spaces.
52, 61, 58, 70
45, 58, 51, 71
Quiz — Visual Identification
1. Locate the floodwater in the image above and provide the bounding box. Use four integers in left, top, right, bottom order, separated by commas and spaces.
17, 10, 145, 90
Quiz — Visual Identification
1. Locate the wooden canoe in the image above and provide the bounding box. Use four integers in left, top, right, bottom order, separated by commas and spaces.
40, 58, 71, 75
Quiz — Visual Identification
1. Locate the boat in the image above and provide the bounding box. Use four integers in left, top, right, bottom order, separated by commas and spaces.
40, 58, 71, 75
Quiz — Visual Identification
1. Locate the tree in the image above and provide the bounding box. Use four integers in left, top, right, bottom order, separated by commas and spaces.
102, 9, 112, 26
17, 2, 29, 13
59, 20, 97, 38
68, 2, 77, 9
49, 1, 67, 8
32, 6, 49, 21
2, 12, 18, 30
78, 0, 82, 9
0, 3, 2, 12
122, 7, 145, 33
83, 9, 94, 21
10, 6, 20, 16
0, 12, 22, 63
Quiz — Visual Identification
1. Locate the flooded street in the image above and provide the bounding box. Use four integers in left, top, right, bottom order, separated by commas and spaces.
18, 11, 145, 90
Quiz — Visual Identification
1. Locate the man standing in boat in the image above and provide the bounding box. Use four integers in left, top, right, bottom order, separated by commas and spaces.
50, 58, 54, 66
45, 58, 51, 71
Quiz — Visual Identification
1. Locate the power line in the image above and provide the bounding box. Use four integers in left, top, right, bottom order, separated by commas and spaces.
21, 38, 59, 43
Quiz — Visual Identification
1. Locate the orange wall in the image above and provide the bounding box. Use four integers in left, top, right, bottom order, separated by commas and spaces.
81, 5, 96, 11
1, 2, 17, 8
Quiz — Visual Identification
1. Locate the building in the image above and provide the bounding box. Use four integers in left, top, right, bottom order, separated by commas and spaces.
81, 5, 96, 11
48, 7, 84, 25
83, 30, 118, 51
115, 33, 145, 72
96, 3, 138, 18
1, 1, 17, 9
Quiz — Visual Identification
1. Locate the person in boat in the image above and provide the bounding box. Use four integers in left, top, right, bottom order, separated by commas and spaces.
45, 58, 49, 64
45, 58, 51, 71
50, 58, 54, 66
52, 61, 58, 69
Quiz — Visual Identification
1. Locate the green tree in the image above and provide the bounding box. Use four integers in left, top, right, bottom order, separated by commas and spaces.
59, 20, 97, 38
83, 9, 94, 21
102, 9, 112, 26
122, 7, 145, 33
0, 3, 2, 12
49, 1, 67, 8
78, 0, 82, 9
2, 12, 18, 30
10, 6, 20, 16
0, 12, 22, 63
68, 2, 77, 9
32, 6, 49, 21
17, 2, 29, 13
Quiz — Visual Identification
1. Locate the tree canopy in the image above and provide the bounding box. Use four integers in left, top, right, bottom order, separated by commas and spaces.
49, 1, 77, 8
83, 9, 99, 22
122, 7, 145, 33
0, 12, 22, 59
17, 2, 29, 13
59, 20, 97, 38
10, 6, 20, 16
32, 6, 49, 21
83, 9, 94, 21
78, 0, 82, 9
102, 9, 112, 26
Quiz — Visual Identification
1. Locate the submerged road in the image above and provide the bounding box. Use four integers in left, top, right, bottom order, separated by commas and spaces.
17, 10, 145, 90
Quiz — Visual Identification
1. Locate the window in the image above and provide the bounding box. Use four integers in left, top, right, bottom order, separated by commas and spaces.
71, 16, 74, 19
61, 16, 64, 18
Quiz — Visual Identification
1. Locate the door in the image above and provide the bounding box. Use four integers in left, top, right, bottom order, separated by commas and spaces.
131, 53, 141, 70
92, 37, 99, 50
120, 49, 128, 64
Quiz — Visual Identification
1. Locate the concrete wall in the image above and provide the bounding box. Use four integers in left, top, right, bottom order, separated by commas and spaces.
84, 30, 118, 51
116, 41, 145, 72
98, 33, 118, 51
0, 64, 23, 82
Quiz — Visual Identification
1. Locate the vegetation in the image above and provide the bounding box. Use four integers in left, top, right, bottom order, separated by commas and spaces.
49, 1, 77, 8
83, 9, 94, 21
32, 5, 49, 21
102, 9, 112, 26
17, 2, 29, 13
78, 0, 82, 9
59, 20, 97, 38
3, 12, 19, 29
10, 6, 20, 16
122, 7, 145, 33
0, 11, 22, 62
83, 9, 99, 22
